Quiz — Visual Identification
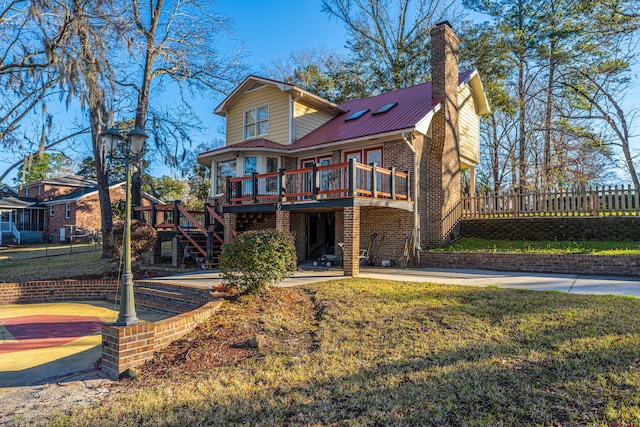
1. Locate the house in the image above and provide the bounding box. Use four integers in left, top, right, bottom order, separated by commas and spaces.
0, 175, 158, 244
197, 22, 490, 276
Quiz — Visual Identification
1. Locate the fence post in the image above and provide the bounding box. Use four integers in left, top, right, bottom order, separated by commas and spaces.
252, 172, 258, 203
279, 168, 286, 202
226, 177, 232, 204
390, 167, 396, 200
173, 200, 181, 231
348, 158, 357, 197
371, 163, 378, 198
312, 163, 319, 199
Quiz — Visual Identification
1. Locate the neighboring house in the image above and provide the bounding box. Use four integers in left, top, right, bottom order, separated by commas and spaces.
197, 22, 490, 275
0, 175, 158, 244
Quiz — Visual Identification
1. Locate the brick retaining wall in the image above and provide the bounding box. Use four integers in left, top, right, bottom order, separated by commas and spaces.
461, 217, 640, 241
422, 251, 640, 276
101, 300, 222, 378
0, 279, 221, 379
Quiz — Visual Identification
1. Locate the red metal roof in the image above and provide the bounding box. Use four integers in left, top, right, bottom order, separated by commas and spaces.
198, 138, 287, 157
290, 70, 475, 150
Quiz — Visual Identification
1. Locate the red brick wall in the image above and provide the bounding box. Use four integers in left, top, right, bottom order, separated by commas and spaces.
422, 251, 640, 277
45, 185, 154, 240
101, 300, 222, 378
360, 207, 413, 266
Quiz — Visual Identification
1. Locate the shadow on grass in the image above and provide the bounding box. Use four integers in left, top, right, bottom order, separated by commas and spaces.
50, 280, 640, 426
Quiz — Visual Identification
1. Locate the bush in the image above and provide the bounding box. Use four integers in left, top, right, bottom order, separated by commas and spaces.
219, 229, 296, 294
107, 220, 158, 261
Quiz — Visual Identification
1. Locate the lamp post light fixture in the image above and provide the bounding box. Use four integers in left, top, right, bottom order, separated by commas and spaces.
101, 125, 148, 326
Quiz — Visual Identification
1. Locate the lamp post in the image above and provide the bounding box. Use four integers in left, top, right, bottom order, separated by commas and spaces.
101, 125, 148, 326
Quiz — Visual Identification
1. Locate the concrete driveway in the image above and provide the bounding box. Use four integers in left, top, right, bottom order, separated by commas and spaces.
148, 265, 640, 297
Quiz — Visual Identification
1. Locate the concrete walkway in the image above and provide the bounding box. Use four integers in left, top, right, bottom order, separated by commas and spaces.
147, 265, 640, 297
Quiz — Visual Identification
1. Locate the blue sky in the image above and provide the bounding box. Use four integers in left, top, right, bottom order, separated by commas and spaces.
1, 0, 639, 183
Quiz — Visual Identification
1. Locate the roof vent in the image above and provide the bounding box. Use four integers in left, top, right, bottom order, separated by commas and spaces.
372, 102, 398, 115
345, 109, 370, 121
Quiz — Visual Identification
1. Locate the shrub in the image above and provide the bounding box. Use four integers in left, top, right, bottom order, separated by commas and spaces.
219, 229, 296, 294
107, 220, 158, 261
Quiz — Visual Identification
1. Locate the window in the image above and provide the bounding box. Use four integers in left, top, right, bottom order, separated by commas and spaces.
37, 185, 41, 196
373, 102, 398, 115
266, 157, 279, 173
266, 157, 279, 193
65, 203, 70, 219
365, 147, 383, 166
244, 157, 257, 176
345, 109, 369, 121
244, 105, 269, 139
49, 205, 54, 216
216, 159, 237, 194
25, 187, 29, 197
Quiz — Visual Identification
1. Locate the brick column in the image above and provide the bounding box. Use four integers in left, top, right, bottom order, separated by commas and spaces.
224, 213, 237, 243
275, 210, 290, 233
171, 236, 184, 267
101, 322, 155, 379
343, 206, 360, 277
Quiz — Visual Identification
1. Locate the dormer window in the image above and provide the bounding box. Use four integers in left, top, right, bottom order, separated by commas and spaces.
244, 105, 269, 139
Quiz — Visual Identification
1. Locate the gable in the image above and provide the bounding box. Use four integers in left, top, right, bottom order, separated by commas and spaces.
226, 85, 290, 146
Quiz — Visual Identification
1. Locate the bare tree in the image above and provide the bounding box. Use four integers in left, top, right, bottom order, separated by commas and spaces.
114, 0, 247, 211
322, 0, 458, 92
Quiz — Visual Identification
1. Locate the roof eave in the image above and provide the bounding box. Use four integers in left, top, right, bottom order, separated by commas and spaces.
461, 70, 491, 115
197, 146, 289, 165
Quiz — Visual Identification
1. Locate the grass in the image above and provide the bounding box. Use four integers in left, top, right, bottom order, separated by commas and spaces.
50, 279, 640, 426
0, 242, 100, 261
432, 237, 640, 255
0, 241, 192, 283
0, 251, 114, 282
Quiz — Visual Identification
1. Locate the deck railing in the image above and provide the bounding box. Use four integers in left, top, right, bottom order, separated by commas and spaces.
462, 185, 640, 218
225, 159, 410, 205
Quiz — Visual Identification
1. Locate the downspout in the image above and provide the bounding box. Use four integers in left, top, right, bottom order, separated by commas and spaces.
289, 92, 303, 144
402, 131, 420, 254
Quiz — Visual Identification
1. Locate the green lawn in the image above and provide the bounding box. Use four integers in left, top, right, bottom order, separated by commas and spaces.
50, 279, 640, 426
433, 237, 640, 255
0, 240, 190, 283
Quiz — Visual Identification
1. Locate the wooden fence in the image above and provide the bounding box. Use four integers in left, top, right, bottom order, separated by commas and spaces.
462, 185, 640, 219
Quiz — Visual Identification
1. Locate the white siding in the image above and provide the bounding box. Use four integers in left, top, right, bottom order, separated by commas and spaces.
458, 84, 480, 165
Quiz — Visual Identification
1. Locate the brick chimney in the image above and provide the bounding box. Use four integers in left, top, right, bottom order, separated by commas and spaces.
424, 20, 461, 247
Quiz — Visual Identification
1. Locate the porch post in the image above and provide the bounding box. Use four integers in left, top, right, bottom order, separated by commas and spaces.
223, 213, 237, 244
343, 206, 360, 277
275, 210, 290, 234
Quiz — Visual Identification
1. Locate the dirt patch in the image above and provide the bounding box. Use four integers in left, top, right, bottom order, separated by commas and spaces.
132, 287, 318, 381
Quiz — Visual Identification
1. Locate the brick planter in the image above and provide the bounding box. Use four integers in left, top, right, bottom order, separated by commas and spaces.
422, 251, 640, 277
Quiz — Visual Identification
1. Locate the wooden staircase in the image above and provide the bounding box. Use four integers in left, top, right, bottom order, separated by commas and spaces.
136, 199, 235, 269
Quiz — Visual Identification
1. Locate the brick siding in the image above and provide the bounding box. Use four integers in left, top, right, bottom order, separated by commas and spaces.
461, 217, 640, 241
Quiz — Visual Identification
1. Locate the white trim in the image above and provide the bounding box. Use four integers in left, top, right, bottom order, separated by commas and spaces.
65, 203, 70, 219
415, 104, 440, 135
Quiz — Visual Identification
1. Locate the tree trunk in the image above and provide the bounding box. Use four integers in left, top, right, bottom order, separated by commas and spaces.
73, 0, 111, 256
131, 0, 163, 219
544, 41, 556, 188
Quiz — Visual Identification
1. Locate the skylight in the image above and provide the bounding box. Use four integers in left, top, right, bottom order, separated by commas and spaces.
345, 109, 370, 121
372, 102, 398, 115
